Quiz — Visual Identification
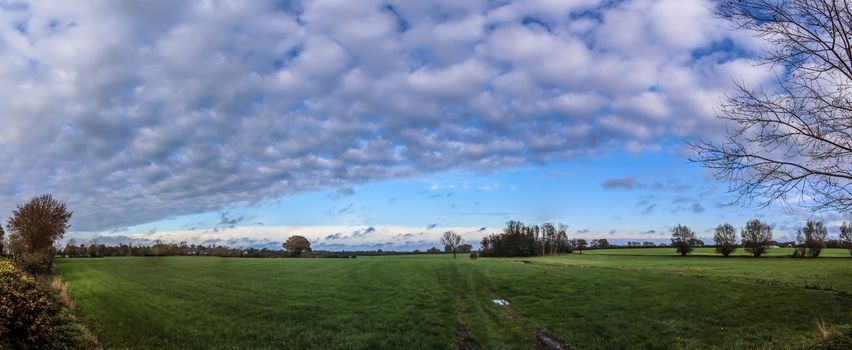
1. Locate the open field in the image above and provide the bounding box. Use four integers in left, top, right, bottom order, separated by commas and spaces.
57, 253, 852, 349
583, 247, 851, 257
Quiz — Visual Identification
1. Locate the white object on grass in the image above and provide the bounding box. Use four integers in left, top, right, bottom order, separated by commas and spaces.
492, 299, 510, 306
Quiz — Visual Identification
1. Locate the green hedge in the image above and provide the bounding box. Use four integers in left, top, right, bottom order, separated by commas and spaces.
0, 259, 98, 349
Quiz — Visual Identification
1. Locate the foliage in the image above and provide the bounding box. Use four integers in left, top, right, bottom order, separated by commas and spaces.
0, 259, 98, 350
440, 231, 463, 259
0, 224, 4, 256
742, 219, 773, 257
795, 220, 828, 258
713, 223, 737, 257
670, 224, 699, 256
283, 235, 312, 257
7, 194, 72, 273
457, 243, 473, 253
480, 221, 571, 257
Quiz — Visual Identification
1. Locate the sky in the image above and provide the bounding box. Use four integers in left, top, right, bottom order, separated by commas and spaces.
0, 0, 848, 250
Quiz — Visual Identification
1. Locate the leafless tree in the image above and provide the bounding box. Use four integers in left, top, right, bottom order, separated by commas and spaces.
691, 0, 852, 213
440, 231, 463, 259
713, 223, 738, 256
838, 221, 851, 256
742, 219, 773, 257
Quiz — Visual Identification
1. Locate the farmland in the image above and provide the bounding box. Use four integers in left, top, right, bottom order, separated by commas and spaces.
56, 250, 852, 349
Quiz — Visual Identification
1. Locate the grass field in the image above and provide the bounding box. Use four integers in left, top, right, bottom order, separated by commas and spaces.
56, 251, 852, 349
583, 247, 851, 257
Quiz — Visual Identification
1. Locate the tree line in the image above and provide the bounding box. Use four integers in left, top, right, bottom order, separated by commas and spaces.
672, 219, 852, 257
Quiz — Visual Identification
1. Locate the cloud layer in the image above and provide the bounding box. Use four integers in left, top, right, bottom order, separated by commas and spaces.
0, 0, 769, 231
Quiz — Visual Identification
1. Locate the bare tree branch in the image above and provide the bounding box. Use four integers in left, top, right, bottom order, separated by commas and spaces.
691, 0, 852, 213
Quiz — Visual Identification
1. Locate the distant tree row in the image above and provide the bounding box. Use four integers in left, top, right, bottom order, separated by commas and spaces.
480, 221, 574, 257
672, 220, 852, 257
59, 240, 292, 258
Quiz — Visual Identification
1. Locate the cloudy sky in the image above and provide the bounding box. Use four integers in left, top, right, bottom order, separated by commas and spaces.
0, 0, 846, 250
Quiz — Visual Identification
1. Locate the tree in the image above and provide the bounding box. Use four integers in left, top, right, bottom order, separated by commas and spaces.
840, 222, 852, 257
795, 220, 828, 257
591, 238, 610, 249
670, 224, 698, 256
713, 223, 738, 257
742, 219, 772, 257
575, 239, 587, 254
457, 243, 473, 253
0, 224, 4, 256
7, 194, 72, 273
691, 1, 852, 213
440, 231, 463, 259
282, 235, 311, 257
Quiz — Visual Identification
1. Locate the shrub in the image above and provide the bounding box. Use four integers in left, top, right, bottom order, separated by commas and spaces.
13, 252, 54, 275
469, 252, 479, 260
0, 259, 98, 349
742, 219, 772, 257
713, 223, 737, 257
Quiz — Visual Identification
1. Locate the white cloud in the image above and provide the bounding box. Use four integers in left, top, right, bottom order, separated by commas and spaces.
0, 0, 770, 231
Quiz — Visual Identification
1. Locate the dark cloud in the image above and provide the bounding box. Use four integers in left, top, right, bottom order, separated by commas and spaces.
426, 223, 438, 230
325, 233, 344, 240
218, 212, 244, 226
0, 1, 764, 231
690, 203, 706, 213
602, 176, 642, 190
351, 226, 376, 238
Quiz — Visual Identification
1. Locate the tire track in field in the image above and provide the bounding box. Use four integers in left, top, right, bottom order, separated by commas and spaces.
487, 290, 570, 350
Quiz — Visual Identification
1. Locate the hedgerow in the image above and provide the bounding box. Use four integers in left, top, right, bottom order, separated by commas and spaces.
0, 259, 98, 350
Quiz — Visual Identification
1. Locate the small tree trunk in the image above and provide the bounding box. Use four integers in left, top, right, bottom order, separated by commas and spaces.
453, 249, 456, 259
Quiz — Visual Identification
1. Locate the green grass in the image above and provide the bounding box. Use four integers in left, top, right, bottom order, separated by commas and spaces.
56, 254, 852, 349
583, 247, 851, 257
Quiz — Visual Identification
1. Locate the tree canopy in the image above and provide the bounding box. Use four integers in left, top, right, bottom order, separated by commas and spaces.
283, 235, 312, 257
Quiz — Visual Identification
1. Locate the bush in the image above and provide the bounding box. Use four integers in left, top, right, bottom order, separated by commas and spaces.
14, 252, 54, 274
0, 259, 99, 349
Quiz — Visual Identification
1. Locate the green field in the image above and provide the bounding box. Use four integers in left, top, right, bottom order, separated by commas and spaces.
583, 247, 851, 257
56, 251, 852, 349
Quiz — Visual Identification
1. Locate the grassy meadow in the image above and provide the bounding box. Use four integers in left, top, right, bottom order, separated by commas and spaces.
56, 249, 852, 349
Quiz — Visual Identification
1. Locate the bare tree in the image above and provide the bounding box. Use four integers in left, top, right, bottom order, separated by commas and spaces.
840, 221, 852, 256
742, 219, 773, 257
671, 224, 699, 256
713, 223, 738, 257
691, 0, 852, 213
0, 224, 4, 256
795, 219, 829, 257
440, 231, 463, 259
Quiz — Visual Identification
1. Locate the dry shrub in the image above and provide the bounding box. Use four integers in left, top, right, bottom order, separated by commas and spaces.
50, 276, 76, 311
